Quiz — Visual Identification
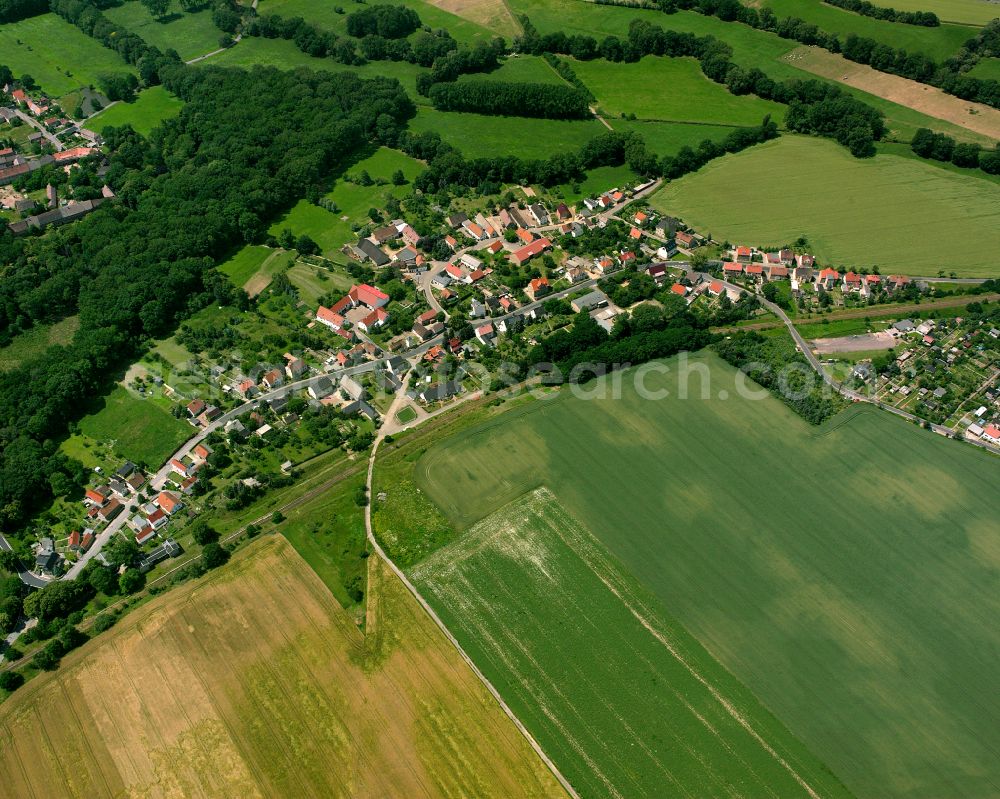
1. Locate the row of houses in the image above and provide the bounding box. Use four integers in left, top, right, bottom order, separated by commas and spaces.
727, 246, 914, 294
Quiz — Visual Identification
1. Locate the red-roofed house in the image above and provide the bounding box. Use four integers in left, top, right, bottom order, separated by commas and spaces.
463, 221, 487, 241
11, 89, 27, 105
486, 240, 503, 254
526, 277, 551, 301
595, 257, 614, 274
193, 443, 212, 461
349, 284, 390, 309
358, 306, 390, 332
135, 525, 156, 545
476, 322, 495, 346
98, 499, 123, 522
767, 265, 789, 280
723, 262, 743, 276
982, 425, 1000, 445
186, 399, 206, 417
675, 231, 694, 249
68, 531, 81, 551
744, 264, 763, 281
818, 268, 839, 289
399, 224, 421, 246
417, 309, 438, 326
708, 281, 724, 297
670, 283, 688, 297
735, 246, 753, 263
444, 234, 458, 251
469, 269, 486, 283
842, 272, 862, 292
237, 378, 257, 399
510, 238, 551, 267
262, 368, 284, 389
619, 251, 636, 265
146, 508, 168, 530
448, 337, 462, 354
52, 146, 98, 163
156, 491, 182, 515
316, 305, 347, 333
887, 275, 910, 291
516, 228, 535, 245
629, 227, 642, 241
81, 532, 94, 551
85, 488, 108, 507
634, 211, 648, 225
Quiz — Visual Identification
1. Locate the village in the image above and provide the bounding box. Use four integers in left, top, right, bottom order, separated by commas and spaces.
10, 155, 999, 588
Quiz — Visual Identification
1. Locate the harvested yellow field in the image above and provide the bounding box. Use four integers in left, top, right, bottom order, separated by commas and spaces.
0, 536, 565, 799
429, 0, 520, 36
783, 45, 1000, 141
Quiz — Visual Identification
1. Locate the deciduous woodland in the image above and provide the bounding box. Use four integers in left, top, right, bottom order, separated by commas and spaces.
0, 63, 412, 529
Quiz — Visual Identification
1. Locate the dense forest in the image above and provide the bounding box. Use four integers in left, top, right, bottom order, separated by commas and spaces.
428, 80, 591, 119
910, 128, 1000, 174
0, 0, 46, 23
0, 63, 412, 531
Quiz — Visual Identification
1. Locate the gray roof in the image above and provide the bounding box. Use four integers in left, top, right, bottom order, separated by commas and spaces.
356, 238, 390, 266
420, 380, 462, 403
571, 290, 609, 312
8, 198, 103, 235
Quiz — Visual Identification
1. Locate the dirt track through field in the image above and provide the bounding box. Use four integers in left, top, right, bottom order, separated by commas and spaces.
783, 46, 1000, 141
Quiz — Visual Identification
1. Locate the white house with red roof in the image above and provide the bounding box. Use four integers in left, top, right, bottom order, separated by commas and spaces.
842, 272, 862, 292
735, 246, 753, 263
526, 277, 550, 301
817, 268, 840, 289
510, 238, 551, 267
349, 284, 390, 309
723, 262, 743, 277
475, 322, 495, 346
357, 306, 389, 332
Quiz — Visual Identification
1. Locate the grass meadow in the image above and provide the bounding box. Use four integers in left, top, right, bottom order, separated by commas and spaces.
878, 0, 1000, 24
410, 350, 1000, 799
651, 135, 1000, 277
0, 538, 565, 798
572, 55, 786, 125
0, 14, 135, 99
88, 86, 184, 135
68, 385, 191, 468
267, 146, 424, 257
103, 0, 221, 62
0, 316, 79, 371
410, 487, 854, 799
459, 54, 565, 84
408, 107, 608, 159
969, 57, 1000, 80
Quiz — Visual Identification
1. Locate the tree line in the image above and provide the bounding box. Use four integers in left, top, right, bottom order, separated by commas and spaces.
910, 128, 1000, 175
0, 62, 413, 532
595, 0, 1000, 111
0, 0, 46, 23
427, 80, 592, 119
822, 0, 938, 27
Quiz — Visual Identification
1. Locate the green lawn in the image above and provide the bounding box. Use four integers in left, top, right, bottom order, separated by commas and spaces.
287, 261, 353, 304
651, 135, 1000, 277
573, 56, 786, 125
407, 350, 1000, 799
255, 0, 497, 43
0, 13, 136, 99
268, 147, 424, 257
759, 0, 975, 61
103, 0, 222, 62
547, 163, 638, 203
88, 86, 184, 136
0, 316, 80, 371
407, 107, 608, 159
70, 386, 191, 469
410, 487, 853, 799
395, 405, 418, 425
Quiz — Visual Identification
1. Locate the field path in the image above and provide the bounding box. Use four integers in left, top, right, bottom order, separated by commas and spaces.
364, 386, 580, 799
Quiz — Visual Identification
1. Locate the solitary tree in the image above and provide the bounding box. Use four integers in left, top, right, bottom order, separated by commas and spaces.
141, 0, 171, 18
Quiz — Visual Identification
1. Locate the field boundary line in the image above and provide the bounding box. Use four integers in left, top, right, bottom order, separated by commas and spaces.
364, 433, 581, 799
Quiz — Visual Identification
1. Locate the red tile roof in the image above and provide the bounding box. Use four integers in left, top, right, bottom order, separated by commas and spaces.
723, 262, 743, 273
511, 238, 550, 263
670, 283, 687, 296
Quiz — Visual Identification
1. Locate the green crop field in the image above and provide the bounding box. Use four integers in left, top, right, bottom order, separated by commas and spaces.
0, 14, 135, 99
651, 135, 1000, 277
572, 55, 786, 125
71, 386, 192, 468
403, 350, 1000, 799
267, 146, 423, 256
408, 107, 607, 159
217, 244, 274, 286
759, 0, 974, 61
410, 488, 853, 799
88, 86, 184, 135
103, 0, 221, 62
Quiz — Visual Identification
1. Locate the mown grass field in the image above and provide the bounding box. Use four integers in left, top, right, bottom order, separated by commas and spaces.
409, 350, 1000, 799
759, 0, 975, 61
408, 107, 608, 159
88, 86, 184, 135
0, 537, 565, 798
573, 55, 786, 125
67, 385, 191, 468
103, 0, 221, 62
0, 13, 135, 99
651, 135, 1000, 277
410, 487, 853, 799
217, 244, 274, 287
460, 54, 565, 84
969, 56, 1000, 80
0, 316, 79, 371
